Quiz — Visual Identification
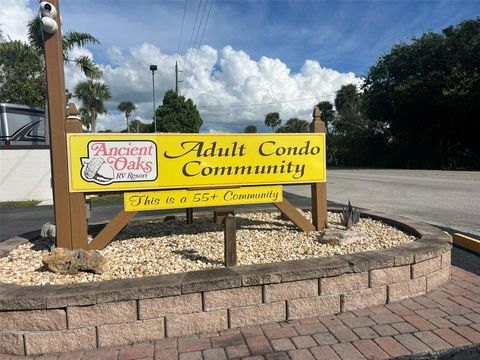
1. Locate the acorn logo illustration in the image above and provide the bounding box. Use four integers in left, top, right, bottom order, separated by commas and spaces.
81, 157, 115, 185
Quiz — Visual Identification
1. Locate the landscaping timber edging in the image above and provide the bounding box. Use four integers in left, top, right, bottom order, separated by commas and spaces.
0, 208, 452, 356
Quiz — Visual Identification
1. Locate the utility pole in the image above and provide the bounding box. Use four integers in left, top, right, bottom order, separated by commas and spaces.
175, 61, 183, 95
175, 61, 178, 94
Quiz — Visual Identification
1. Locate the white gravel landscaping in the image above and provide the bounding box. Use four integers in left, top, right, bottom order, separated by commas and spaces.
0, 211, 416, 286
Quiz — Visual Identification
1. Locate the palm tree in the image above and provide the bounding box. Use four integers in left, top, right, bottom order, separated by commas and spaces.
27, 17, 102, 79
117, 101, 137, 133
78, 107, 91, 132
264, 112, 281, 133
74, 80, 111, 132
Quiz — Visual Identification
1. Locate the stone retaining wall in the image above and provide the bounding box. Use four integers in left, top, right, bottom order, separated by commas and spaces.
0, 209, 452, 356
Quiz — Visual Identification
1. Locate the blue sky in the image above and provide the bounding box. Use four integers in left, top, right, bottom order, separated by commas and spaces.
6, 1, 480, 131
57, 0, 480, 75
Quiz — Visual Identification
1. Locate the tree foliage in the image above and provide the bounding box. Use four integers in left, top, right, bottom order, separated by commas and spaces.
0, 17, 102, 108
276, 118, 309, 133
28, 17, 102, 79
117, 101, 136, 132
362, 18, 480, 169
156, 90, 203, 133
264, 112, 281, 132
128, 119, 152, 133
0, 41, 45, 107
316, 101, 335, 136
74, 80, 111, 133
244, 125, 257, 133
322, 18, 480, 169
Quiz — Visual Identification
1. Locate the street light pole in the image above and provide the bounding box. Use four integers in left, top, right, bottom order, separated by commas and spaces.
150, 64, 157, 132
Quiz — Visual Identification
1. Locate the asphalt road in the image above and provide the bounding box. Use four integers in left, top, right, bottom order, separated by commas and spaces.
287, 169, 480, 237
1, 169, 479, 241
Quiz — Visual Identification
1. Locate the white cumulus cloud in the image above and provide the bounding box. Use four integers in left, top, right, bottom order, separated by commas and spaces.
98, 44, 362, 132
0, 0, 34, 42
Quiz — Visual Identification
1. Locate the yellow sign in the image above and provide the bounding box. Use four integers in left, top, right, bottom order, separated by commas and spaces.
67, 133, 325, 192
124, 185, 283, 212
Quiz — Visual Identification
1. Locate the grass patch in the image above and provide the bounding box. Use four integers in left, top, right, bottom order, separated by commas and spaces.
0, 200, 41, 208
89, 194, 124, 204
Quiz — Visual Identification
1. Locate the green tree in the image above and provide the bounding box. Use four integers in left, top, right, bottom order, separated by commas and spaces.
78, 106, 91, 132
316, 101, 336, 164
334, 84, 366, 132
363, 18, 480, 169
0, 41, 45, 107
316, 101, 335, 136
128, 118, 152, 133
329, 84, 385, 166
156, 90, 203, 133
0, 17, 101, 108
117, 101, 137, 132
74, 80, 111, 133
276, 118, 309, 133
264, 112, 281, 132
244, 125, 257, 133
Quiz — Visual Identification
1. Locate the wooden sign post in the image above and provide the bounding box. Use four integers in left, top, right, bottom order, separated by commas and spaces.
310, 106, 328, 230
43, 0, 88, 249
42, 0, 73, 249
224, 214, 237, 267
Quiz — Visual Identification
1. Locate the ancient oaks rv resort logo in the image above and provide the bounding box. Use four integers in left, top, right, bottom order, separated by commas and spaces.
80, 140, 157, 185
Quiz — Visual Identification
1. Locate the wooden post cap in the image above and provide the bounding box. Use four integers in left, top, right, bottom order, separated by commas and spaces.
67, 103, 78, 116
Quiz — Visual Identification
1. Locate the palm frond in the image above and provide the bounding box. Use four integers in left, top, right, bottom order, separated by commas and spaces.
0, 40, 41, 62
63, 32, 99, 53
27, 17, 44, 54
71, 55, 103, 79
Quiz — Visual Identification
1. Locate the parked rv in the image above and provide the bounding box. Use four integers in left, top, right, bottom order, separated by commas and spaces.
0, 103, 47, 146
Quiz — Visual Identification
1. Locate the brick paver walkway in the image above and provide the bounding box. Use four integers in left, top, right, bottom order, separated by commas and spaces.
2, 265, 480, 360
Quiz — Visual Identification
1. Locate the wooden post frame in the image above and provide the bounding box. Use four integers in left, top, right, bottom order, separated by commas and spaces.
88, 209, 137, 250
64, 110, 327, 249
186, 208, 194, 224
310, 106, 328, 230
65, 104, 88, 249
274, 199, 316, 232
224, 214, 237, 266
42, 0, 73, 249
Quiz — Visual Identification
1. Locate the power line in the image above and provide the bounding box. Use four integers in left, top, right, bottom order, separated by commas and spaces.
181, 0, 205, 91
187, 0, 214, 87
200, 113, 258, 121
195, 93, 341, 108
196, 97, 317, 108
184, 0, 208, 79
204, 120, 264, 126
175, 0, 188, 65
180, 0, 202, 92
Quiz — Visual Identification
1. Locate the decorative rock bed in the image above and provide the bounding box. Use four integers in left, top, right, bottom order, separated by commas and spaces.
0, 211, 416, 285
0, 208, 452, 356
